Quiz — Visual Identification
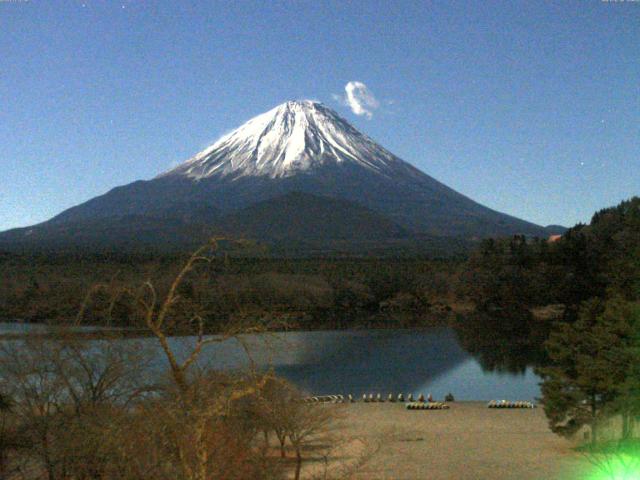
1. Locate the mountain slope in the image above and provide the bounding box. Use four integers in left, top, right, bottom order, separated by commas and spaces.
0, 100, 554, 252
221, 192, 408, 241
0, 215, 217, 252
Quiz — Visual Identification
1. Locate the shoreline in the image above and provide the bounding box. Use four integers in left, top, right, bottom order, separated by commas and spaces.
0, 319, 459, 341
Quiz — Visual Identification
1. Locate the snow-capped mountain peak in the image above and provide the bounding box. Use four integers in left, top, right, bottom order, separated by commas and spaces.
0, 100, 552, 249
160, 100, 398, 180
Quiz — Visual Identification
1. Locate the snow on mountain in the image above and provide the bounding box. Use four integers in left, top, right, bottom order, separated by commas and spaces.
160, 100, 401, 180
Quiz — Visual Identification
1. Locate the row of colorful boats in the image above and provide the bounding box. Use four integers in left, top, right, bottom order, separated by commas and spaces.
405, 402, 450, 410
487, 400, 536, 409
302, 393, 442, 403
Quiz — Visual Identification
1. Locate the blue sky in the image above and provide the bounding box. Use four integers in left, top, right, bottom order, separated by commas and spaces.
1, 0, 638, 231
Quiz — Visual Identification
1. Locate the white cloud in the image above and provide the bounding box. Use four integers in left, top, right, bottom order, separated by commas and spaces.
335, 81, 380, 119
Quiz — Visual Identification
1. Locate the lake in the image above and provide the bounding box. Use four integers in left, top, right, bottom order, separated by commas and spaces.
0, 323, 541, 401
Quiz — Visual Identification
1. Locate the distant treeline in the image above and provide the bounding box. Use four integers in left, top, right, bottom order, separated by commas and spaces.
0, 251, 468, 330
464, 197, 640, 320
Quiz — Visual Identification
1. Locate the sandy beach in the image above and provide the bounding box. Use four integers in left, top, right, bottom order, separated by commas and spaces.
316, 402, 590, 480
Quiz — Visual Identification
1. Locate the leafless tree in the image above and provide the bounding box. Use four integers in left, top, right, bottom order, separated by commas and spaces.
121, 240, 283, 480
0, 328, 152, 480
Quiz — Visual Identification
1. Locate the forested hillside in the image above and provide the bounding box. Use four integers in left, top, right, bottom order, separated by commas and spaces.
463, 196, 640, 321
0, 252, 467, 330
461, 197, 640, 443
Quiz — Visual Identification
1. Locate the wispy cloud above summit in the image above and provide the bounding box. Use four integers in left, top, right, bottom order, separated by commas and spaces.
332, 81, 380, 119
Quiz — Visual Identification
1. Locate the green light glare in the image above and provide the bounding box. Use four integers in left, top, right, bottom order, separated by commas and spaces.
582, 454, 640, 480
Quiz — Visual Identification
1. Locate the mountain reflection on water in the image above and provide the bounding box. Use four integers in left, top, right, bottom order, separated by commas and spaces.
179, 327, 542, 401
0, 323, 542, 401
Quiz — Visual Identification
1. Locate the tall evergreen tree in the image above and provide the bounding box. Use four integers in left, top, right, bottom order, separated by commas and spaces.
538, 297, 639, 443
609, 303, 640, 439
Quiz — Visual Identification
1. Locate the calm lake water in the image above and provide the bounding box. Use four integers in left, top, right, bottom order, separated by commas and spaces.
0, 323, 541, 401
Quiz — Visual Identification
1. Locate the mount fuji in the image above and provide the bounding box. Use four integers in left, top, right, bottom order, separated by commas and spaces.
0, 100, 558, 253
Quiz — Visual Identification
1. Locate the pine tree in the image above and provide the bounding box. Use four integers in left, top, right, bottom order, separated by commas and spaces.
609, 303, 640, 439
538, 297, 639, 443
